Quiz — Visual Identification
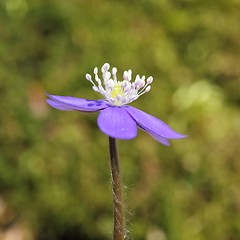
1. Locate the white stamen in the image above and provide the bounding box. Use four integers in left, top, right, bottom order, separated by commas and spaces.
85, 73, 92, 81
93, 67, 98, 75
112, 67, 117, 80
147, 76, 153, 84
92, 86, 99, 92
128, 70, 132, 81
145, 85, 151, 92
123, 71, 128, 81
85, 63, 154, 106
116, 95, 122, 101
101, 63, 110, 73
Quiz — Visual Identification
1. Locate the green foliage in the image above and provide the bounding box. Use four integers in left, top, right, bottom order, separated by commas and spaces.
0, 0, 240, 239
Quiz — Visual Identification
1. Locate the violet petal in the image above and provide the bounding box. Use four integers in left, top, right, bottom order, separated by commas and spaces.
126, 106, 187, 139
47, 99, 73, 111
138, 126, 170, 146
46, 94, 109, 112
97, 107, 137, 139
150, 134, 170, 146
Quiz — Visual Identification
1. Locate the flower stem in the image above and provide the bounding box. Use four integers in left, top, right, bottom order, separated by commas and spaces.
109, 137, 125, 240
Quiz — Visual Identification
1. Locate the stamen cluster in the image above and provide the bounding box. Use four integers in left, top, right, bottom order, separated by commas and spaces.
85, 63, 153, 106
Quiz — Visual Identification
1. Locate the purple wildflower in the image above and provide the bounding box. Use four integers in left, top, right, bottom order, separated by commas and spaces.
46, 63, 187, 145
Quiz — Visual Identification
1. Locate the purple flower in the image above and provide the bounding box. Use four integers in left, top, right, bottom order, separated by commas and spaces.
46, 63, 187, 145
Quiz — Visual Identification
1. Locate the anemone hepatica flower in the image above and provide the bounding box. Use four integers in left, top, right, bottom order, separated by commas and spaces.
47, 63, 186, 145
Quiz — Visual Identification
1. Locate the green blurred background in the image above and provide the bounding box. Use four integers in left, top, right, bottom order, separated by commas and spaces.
0, 0, 240, 239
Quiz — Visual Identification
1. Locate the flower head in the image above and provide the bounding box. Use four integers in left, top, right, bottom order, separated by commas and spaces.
85, 63, 153, 106
46, 63, 187, 145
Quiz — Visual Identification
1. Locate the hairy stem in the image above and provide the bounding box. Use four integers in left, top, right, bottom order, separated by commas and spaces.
109, 137, 124, 240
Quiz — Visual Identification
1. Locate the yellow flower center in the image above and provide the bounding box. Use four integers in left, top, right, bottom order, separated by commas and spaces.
110, 83, 123, 99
